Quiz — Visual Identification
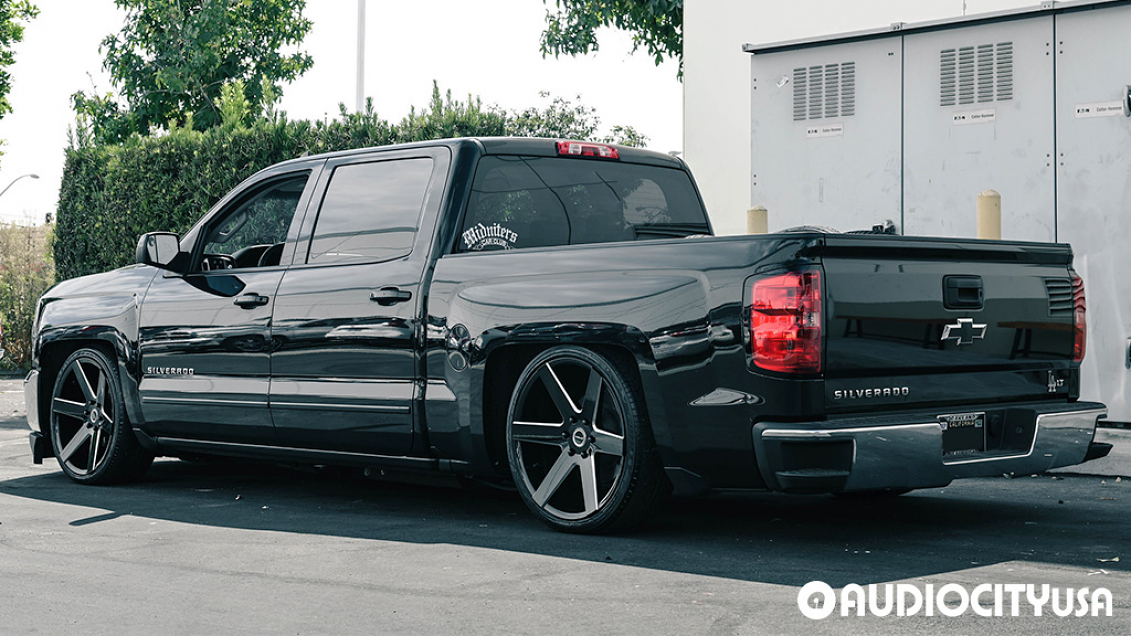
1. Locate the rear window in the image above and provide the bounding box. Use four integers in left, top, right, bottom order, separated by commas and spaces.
457, 156, 709, 253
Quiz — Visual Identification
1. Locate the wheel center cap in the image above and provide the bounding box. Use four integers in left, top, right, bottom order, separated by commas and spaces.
87, 410, 99, 426
571, 427, 588, 448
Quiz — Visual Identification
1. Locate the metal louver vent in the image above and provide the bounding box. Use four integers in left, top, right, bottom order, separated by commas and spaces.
940, 42, 1013, 107
958, 46, 975, 104
977, 44, 994, 102
793, 68, 808, 120
793, 62, 857, 121
1045, 278, 1074, 316
808, 65, 823, 118
824, 64, 839, 118
841, 62, 856, 116
995, 42, 1013, 100
940, 50, 957, 105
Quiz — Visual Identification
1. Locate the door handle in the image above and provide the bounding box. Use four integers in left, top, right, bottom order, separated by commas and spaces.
234, 293, 269, 308
370, 287, 412, 306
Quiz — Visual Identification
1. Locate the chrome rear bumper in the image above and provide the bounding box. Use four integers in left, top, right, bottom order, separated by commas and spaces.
753, 402, 1107, 493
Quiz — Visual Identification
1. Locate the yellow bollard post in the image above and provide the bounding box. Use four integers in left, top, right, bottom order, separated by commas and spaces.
747, 206, 768, 235
976, 190, 1001, 240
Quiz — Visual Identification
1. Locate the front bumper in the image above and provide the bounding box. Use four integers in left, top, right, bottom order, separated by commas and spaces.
24, 370, 51, 464
24, 370, 39, 433
753, 401, 1107, 493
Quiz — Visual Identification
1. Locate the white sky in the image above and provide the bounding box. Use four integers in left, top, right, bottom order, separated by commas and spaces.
0, 0, 682, 225
0, 0, 1037, 226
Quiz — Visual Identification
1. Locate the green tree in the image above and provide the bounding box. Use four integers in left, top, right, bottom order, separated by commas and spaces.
0, 0, 37, 158
75, 0, 313, 142
509, 91, 647, 146
0, 222, 53, 369
56, 83, 649, 280
398, 82, 508, 143
540, 0, 681, 71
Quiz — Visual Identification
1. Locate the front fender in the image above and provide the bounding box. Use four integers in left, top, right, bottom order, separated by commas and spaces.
32, 266, 157, 431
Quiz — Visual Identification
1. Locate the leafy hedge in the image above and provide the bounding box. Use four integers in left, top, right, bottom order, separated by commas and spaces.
0, 223, 53, 369
56, 85, 640, 280
57, 118, 322, 280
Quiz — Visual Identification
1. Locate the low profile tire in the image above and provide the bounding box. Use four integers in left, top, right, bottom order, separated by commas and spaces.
506, 346, 665, 533
49, 348, 153, 484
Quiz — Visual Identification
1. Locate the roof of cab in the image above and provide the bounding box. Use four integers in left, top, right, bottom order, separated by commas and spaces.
269, 137, 685, 171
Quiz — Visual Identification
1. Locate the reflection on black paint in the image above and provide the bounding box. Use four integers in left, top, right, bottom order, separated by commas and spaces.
182, 273, 247, 298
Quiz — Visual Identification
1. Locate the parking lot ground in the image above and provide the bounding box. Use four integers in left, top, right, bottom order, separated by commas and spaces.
2, 379, 1130, 635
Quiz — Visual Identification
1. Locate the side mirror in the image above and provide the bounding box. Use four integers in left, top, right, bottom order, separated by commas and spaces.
136, 232, 183, 271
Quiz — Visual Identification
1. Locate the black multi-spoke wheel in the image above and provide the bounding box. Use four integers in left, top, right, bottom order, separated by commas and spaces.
50, 348, 152, 484
506, 346, 665, 533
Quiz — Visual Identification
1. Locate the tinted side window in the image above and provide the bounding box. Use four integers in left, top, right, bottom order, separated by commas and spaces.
201, 173, 309, 269
458, 156, 708, 252
308, 158, 434, 265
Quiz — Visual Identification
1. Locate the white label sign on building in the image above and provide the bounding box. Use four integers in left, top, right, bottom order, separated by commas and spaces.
1074, 101, 1124, 118
806, 122, 844, 139
951, 108, 996, 126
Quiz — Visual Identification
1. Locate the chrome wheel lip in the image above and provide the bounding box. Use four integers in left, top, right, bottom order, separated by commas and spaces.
509, 355, 628, 523
51, 356, 114, 478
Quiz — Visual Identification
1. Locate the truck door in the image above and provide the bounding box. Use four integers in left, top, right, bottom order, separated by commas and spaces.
269, 147, 450, 456
138, 168, 320, 444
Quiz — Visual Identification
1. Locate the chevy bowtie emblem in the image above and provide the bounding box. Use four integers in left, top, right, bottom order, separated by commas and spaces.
941, 318, 987, 346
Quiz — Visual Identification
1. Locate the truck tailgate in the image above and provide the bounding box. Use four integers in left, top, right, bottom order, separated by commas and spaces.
816, 236, 1080, 413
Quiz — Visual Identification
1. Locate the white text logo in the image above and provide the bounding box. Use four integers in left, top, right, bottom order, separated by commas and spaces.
797, 581, 1113, 619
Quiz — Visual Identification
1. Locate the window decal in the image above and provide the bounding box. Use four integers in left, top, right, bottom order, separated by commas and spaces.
462, 222, 520, 251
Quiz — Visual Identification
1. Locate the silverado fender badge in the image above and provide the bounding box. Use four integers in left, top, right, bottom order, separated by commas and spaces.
146, 367, 194, 376
941, 318, 987, 346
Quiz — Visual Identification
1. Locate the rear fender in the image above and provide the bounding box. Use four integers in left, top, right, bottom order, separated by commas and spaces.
433, 271, 711, 474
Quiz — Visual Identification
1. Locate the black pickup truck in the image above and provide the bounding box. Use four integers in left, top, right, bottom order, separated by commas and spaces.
25, 137, 1109, 532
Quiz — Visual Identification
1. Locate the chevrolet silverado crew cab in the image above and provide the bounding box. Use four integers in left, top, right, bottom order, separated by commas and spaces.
25, 137, 1109, 532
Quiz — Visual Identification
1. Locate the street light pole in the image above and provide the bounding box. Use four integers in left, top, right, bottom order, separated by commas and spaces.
356, 0, 366, 112
0, 173, 39, 201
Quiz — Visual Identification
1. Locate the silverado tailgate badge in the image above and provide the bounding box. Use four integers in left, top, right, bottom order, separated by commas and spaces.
941, 318, 986, 346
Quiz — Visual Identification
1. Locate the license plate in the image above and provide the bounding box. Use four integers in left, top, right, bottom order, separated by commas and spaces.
940, 412, 985, 457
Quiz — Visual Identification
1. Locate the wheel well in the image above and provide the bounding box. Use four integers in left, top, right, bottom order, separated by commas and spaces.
37, 339, 117, 436
482, 343, 644, 478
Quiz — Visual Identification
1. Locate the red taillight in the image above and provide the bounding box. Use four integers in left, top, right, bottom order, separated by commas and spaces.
750, 269, 823, 374
1072, 274, 1086, 363
556, 140, 619, 159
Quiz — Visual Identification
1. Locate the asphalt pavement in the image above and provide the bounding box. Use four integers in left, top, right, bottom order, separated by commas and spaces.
2, 378, 1129, 635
